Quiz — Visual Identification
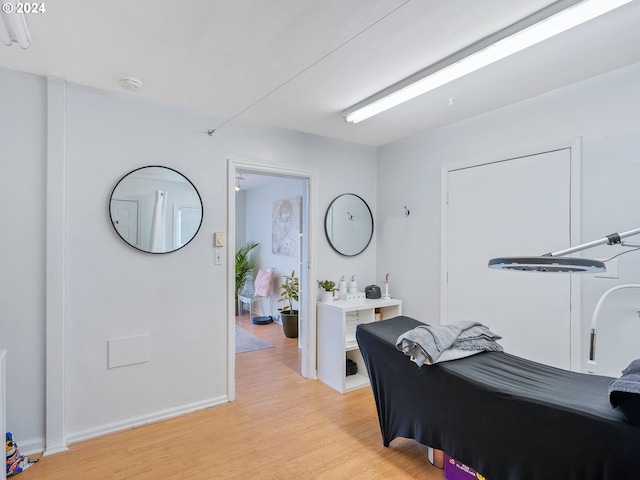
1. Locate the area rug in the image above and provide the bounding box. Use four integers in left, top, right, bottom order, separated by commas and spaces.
235, 326, 274, 354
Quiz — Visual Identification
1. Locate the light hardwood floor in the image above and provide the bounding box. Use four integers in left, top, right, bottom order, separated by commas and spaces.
18, 315, 445, 479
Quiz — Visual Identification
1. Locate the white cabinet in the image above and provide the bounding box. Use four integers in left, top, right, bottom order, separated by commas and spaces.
317, 298, 402, 393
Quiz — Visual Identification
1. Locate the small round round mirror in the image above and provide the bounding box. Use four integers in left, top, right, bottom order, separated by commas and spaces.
324, 194, 373, 256
109, 166, 203, 254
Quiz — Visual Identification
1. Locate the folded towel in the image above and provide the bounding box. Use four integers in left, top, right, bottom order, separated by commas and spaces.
396, 321, 503, 367
424, 347, 483, 365
456, 324, 505, 352
609, 359, 640, 407
609, 359, 640, 426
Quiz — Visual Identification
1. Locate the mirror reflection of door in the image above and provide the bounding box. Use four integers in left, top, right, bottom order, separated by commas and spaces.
110, 199, 139, 247
174, 205, 202, 249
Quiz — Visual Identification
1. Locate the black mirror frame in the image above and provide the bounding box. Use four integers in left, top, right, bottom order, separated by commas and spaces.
109, 165, 203, 254
324, 193, 374, 257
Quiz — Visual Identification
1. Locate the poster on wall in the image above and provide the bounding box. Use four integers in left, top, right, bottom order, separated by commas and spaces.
272, 197, 301, 257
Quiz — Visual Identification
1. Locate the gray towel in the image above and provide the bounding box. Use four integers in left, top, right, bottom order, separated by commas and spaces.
396, 321, 503, 367
609, 358, 640, 407
456, 323, 504, 351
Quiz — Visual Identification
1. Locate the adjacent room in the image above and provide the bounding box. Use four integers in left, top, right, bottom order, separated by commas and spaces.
2, 1, 640, 478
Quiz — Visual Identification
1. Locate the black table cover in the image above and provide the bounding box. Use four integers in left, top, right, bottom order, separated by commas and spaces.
356, 316, 640, 480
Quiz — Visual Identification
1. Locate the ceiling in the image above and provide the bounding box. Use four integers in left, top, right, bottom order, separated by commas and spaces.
2, 0, 640, 147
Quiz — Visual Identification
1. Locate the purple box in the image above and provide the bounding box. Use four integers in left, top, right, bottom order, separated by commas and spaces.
444, 454, 487, 480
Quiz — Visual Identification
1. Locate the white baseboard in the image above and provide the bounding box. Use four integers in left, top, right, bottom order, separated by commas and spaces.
38, 395, 229, 453
15, 437, 47, 457
43, 444, 69, 457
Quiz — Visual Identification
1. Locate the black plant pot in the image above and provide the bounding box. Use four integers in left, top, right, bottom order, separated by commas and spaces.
281, 311, 299, 338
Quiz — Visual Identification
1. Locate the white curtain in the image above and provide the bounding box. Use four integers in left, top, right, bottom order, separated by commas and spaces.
149, 190, 167, 252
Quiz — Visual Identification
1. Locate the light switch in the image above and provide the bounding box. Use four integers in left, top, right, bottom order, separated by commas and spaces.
214, 232, 225, 247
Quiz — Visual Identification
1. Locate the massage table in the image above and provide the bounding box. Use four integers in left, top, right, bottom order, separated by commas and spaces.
356, 316, 640, 480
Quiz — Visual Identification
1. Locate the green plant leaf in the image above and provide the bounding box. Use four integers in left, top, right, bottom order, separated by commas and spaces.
235, 241, 259, 296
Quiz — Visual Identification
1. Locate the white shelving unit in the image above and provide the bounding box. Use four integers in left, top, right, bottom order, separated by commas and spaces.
317, 298, 402, 393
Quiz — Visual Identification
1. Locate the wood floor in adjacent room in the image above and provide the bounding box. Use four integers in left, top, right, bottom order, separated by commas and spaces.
19, 315, 445, 479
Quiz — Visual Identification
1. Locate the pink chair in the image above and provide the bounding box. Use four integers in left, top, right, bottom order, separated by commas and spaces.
238, 268, 275, 323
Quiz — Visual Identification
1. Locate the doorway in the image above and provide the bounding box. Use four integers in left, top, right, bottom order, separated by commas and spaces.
235, 173, 304, 339
227, 159, 317, 400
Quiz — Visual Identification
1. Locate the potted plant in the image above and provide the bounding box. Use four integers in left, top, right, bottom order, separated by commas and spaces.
235, 241, 259, 313
278, 270, 299, 338
318, 279, 337, 302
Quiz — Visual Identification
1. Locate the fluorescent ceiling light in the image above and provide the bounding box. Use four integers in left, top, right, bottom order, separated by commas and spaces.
344, 0, 633, 124
0, 11, 31, 49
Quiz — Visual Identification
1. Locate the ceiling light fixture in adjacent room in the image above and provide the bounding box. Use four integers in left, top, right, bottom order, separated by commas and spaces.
235, 175, 244, 192
0, 10, 31, 49
343, 0, 633, 124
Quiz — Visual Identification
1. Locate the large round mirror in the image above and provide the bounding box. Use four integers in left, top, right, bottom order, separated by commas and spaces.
324, 194, 373, 256
109, 166, 203, 254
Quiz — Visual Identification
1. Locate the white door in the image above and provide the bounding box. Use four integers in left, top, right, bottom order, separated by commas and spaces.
110, 199, 139, 246
443, 148, 576, 369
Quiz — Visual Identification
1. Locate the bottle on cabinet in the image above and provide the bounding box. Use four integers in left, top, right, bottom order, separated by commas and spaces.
348, 275, 357, 294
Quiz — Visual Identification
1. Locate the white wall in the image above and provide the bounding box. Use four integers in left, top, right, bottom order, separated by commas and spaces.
377, 61, 640, 375
314, 174, 379, 294
0, 68, 377, 452
0, 68, 47, 451
62, 83, 228, 442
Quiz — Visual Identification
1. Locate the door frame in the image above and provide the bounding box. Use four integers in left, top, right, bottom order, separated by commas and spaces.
227, 158, 317, 400
440, 138, 583, 370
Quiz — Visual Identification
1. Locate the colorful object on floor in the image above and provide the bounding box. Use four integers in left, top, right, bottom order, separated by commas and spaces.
445, 454, 486, 480
6, 432, 38, 476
